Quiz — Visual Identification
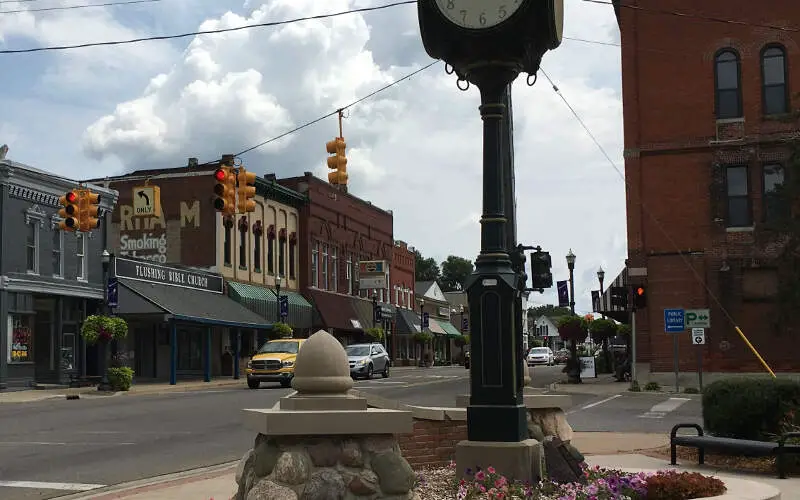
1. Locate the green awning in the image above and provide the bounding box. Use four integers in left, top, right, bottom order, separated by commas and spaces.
431, 318, 463, 338
227, 281, 312, 329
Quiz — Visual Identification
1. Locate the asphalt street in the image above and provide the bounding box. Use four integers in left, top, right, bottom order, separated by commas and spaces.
0, 365, 701, 500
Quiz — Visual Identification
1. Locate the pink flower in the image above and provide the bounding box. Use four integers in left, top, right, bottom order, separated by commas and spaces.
475, 470, 486, 481
486, 466, 496, 474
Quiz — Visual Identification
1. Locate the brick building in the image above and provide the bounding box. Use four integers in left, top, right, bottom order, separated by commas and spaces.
278, 172, 394, 344
614, 0, 800, 374
87, 165, 313, 382
390, 240, 417, 361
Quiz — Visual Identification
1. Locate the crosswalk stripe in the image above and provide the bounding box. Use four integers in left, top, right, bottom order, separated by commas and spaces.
0, 481, 105, 491
639, 397, 690, 419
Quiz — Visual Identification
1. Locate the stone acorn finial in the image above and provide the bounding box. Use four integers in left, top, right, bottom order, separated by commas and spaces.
291, 330, 354, 394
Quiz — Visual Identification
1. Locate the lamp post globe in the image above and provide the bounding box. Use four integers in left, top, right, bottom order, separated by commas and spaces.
597, 266, 605, 283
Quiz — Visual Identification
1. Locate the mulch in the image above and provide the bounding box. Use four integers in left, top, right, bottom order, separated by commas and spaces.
640, 445, 778, 475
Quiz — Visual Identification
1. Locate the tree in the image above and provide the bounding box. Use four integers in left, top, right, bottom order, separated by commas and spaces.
439, 255, 474, 292
528, 305, 571, 320
414, 250, 441, 282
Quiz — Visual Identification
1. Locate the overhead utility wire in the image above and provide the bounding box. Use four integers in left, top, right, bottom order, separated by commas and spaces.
0, 0, 416, 54
1, 0, 159, 15
538, 67, 775, 375
234, 60, 439, 157
584, 0, 799, 33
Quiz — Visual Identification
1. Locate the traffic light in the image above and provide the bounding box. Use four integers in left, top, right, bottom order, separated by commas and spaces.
326, 137, 348, 186
57, 190, 79, 231
213, 166, 236, 216
610, 286, 628, 309
237, 167, 256, 213
529, 250, 553, 289
633, 285, 647, 309
79, 190, 101, 232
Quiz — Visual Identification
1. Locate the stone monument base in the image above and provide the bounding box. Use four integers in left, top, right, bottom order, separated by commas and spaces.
455, 439, 545, 484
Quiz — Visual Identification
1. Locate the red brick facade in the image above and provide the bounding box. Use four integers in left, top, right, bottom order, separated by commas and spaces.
390, 240, 416, 309
278, 172, 393, 301
398, 418, 467, 469
617, 1, 800, 372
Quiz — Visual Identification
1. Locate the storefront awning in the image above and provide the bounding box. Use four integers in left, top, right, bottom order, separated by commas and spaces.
306, 290, 361, 332
118, 278, 269, 330
227, 281, 313, 329
427, 318, 447, 335
352, 297, 375, 331
432, 318, 463, 338
395, 309, 421, 334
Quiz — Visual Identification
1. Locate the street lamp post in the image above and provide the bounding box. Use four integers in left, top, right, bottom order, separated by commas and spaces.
372, 292, 378, 330
419, 299, 426, 367
566, 249, 581, 384
274, 275, 282, 323
98, 249, 111, 392
597, 266, 605, 320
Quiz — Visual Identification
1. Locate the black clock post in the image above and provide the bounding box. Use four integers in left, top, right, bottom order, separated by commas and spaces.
417, 0, 564, 482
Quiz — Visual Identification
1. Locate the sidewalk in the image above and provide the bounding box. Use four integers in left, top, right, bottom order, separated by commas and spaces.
0, 366, 429, 404
56, 432, 675, 500
548, 376, 701, 399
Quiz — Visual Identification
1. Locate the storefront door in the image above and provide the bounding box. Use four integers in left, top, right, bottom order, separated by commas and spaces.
33, 297, 56, 384
177, 327, 202, 372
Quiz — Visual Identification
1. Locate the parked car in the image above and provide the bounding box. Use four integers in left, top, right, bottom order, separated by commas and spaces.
554, 349, 570, 364
527, 347, 554, 366
346, 343, 390, 379
246, 338, 306, 389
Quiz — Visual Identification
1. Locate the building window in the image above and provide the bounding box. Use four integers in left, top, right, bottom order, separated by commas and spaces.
238, 217, 248, 269
267, 231, 275, 275
726, 165, 750, 227
311, 242, 319, 288
346, 253, 353, 294
330, 247, 338, 293
395, 286, 399, 305
763, 164, 786, 223
253, 222, 263, 273
321, 244, 329, 290
289, 240, 296, 280
278, 237, 286, 277
76, 233, 87, 281
761, 45, 788, 115
8, 314, 33, 363
52, 226, 63, 278
26, 221, 39, 274
715, 49, 742, 119
223, 218, 233, 266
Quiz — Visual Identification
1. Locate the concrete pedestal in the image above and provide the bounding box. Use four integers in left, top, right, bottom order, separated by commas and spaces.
455, 439, 545, 483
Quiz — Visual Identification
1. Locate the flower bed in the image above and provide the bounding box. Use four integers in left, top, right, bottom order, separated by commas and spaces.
413, 463, 726, 500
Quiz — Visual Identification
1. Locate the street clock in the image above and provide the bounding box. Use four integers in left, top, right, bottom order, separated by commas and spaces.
418, 0, 564, 82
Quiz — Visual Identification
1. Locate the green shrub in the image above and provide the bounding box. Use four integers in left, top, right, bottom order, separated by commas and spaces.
644, 381, 660, 391
364, 327, 384, 340
702, 378, 800, 441
683, 387, 700, 394
107, 367, 134, 391
270, 322, 293, 339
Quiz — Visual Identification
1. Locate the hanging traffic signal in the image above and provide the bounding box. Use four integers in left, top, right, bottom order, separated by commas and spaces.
529, 250, 553, 290
58, 190, 79, 231
632, 285, 647, 310
610, 286, 628, 309
237, 167, 256, 213
326, 137, 348, 187
213, 166, 236, 216
79, 190, 101, 232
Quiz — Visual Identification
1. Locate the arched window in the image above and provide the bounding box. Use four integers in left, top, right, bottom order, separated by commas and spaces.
714, 49, 742, 119
761, 45, 788, 115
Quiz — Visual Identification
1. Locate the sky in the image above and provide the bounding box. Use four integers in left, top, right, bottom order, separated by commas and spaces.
0, 0, 626, 314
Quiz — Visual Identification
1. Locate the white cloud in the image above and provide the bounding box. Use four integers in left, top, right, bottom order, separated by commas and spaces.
6, 0, 626, 313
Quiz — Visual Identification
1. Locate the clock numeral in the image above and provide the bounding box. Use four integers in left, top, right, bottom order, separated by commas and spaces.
479, 12, 486, 26
446, 0, 454, 9
498, 5, 507, 19
460, 9, 466, 22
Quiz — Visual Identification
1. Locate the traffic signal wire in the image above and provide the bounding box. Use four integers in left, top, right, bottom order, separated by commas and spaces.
234, 60, 439, 157
538, 67, 776, 377
0, 0, 416, 54
1, 0, 160, 15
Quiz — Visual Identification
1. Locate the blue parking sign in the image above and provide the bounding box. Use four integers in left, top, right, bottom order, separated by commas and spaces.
664, 309, 685, 333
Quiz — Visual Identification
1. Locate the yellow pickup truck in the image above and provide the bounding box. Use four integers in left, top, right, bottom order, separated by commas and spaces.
246, 338, 305, 389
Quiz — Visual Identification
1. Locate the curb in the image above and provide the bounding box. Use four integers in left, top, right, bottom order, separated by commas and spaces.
547, 383, 703, 399
53, 461, 238, 499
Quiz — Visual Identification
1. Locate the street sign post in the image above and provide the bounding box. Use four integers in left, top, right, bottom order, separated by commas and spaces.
664, 309, 685, 392
685, 309, 711, 329
691, 327, 705, 390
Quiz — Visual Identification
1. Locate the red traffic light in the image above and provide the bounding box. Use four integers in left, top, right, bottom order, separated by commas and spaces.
65, 191, 77, 203
636, 287, 645, 296
214, 168, 227, 182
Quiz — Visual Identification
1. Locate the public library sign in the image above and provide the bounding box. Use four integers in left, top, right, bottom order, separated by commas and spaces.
114, 257, 223, 294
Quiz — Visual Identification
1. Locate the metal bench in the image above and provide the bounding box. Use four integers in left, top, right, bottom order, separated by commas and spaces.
670, 423, 800, 479
68, 374, 103, 388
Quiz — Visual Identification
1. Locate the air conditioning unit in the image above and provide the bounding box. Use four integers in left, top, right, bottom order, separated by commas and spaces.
711, 118, 745, 143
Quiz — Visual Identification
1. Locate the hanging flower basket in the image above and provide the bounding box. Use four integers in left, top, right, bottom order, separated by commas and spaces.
413, 331, 434, 344
364, 327, 384, 340
557, 315, 587, 342
589, 318, 618, 344
81, 315, 128, 345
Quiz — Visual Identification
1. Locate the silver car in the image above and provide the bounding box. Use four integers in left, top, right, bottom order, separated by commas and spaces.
527, 347, 554, 366
346, 343, 390, 379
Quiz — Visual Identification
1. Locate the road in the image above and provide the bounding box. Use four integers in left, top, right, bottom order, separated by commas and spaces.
0, 365, 700, 499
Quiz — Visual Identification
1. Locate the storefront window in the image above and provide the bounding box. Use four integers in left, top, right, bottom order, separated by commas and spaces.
8, 314, 33, 363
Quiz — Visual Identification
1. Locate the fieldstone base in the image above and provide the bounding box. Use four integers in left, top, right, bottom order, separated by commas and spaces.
235, 433, 420, 500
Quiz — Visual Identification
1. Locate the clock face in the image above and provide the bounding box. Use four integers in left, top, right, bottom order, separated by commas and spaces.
433, 0, 524, 30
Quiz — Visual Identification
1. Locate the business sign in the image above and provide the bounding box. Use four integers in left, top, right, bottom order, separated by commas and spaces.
664, 308, 685, 333
358, 260, 386, 274
358, 260, 388, 290
114, 256, 223, 294
359, 276, 387, 289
